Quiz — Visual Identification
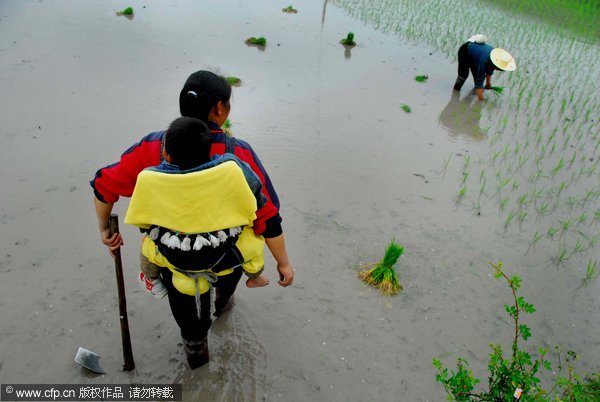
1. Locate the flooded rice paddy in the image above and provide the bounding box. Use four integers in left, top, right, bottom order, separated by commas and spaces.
0, 0, 598, 401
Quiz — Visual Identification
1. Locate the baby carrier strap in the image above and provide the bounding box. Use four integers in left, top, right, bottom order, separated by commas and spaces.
224, 134, 235, 154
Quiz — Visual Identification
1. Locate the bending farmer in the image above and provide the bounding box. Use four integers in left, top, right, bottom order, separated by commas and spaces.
453, 34, 516, 101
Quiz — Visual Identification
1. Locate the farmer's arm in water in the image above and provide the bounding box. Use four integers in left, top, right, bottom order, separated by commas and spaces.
94, 197, 123, 257
484, 74, 492, 90
265, 234, 294, 287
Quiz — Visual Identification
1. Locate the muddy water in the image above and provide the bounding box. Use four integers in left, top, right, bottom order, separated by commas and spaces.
0, 0, 598, 401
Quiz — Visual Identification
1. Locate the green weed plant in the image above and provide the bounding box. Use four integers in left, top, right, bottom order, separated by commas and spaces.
433, 262, 599, 401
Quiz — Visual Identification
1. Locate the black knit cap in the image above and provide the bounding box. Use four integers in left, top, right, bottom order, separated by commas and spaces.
179, 71, 231, 122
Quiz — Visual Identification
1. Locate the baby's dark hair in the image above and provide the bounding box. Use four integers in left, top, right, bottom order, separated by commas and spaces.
164, 117, 212, 170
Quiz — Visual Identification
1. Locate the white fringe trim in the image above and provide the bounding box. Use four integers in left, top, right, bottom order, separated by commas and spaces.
153, 226, 243, 251
180, 236, 191, 251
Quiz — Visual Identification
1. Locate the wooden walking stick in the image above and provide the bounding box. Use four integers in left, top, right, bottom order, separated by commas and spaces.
109, 213, 135, 371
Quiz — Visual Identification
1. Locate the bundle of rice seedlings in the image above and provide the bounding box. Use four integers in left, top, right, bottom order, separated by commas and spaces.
488, 86, 504, 94
415, 75, 428, 82
340, 32, 356, 47
226, 76, 242, 87
358, 240, 404, 295
282, 5, 298, 14
223, 119, 233, 136
245, 37, 267, 47
116, 7, 134, 16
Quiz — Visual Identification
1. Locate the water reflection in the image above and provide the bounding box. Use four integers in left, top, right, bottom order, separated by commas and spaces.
438, 91, 484, 142
344, 45, 352, 59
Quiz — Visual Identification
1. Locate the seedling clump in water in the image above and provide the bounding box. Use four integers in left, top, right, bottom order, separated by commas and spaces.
358, 240, 404, 295
282, 5, 298, 14
340, 32, 356, 47
401, 104, 412, 113
415, 75, 429, 82
223, 119, 233, 136
225, 76, 242, 87
245, 36, 267, 47
488, 86, 504, 94
116, 7, 134, 16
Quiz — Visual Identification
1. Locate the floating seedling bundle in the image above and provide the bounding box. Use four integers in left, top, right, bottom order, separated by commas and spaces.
358, 240, 404, 295
282, 5, 298, 14
116, 7, 134, 16
245, 36, 267, 47
488, 86, 504, 94
340, 32, 356, 47
225, 76, 242, 87
415, 75, 428, 82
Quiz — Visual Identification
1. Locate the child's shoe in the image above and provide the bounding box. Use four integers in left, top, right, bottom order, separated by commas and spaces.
138, 272, 168, 299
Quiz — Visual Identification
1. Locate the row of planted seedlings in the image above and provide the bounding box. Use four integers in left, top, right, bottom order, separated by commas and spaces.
332, 1, 600, 282
455, 96, 600, 282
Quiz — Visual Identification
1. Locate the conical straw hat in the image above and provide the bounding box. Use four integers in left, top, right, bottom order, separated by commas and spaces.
490, 48, 516, 71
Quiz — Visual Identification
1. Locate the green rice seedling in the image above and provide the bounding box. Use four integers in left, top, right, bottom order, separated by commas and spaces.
415, 75, 428, 82
282, 5, 298, 13
566, 196, 578, 209
547, 226, 559, 239
225, 76, 242, 87
504, 211, 515, 227
457, 186, 466, 200
593, 209, 600, 223
442, 153, 452, 173
479, 179, 487, 197
536, 202, 549, 217
572, 239, 587, 255
462, 171, 469, 184
531, 187, 544, 200
559, 218, 572, 233
488, 86, 504, 94
340, 32, 356, 47
555, 247, 569, 265
499, 197, 509, 211
245, 36, 267, 46
582, 260, 599, 286
463, 155, 470, 169
358, 240, 404, 295
497, 177, 511, 193
511, 179, 520, 190
491, 150, 501, 165
513, 142, 521, 156
518, 194, 529, 207
518, 210, 528, 223
401, 104, 412, 113
116, 6, 134, 16
583, 189, 595, 204
556, 181, 568, 197
577, 212, 587, 226
526, 230, 543, 252
551, 158, 565, 176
